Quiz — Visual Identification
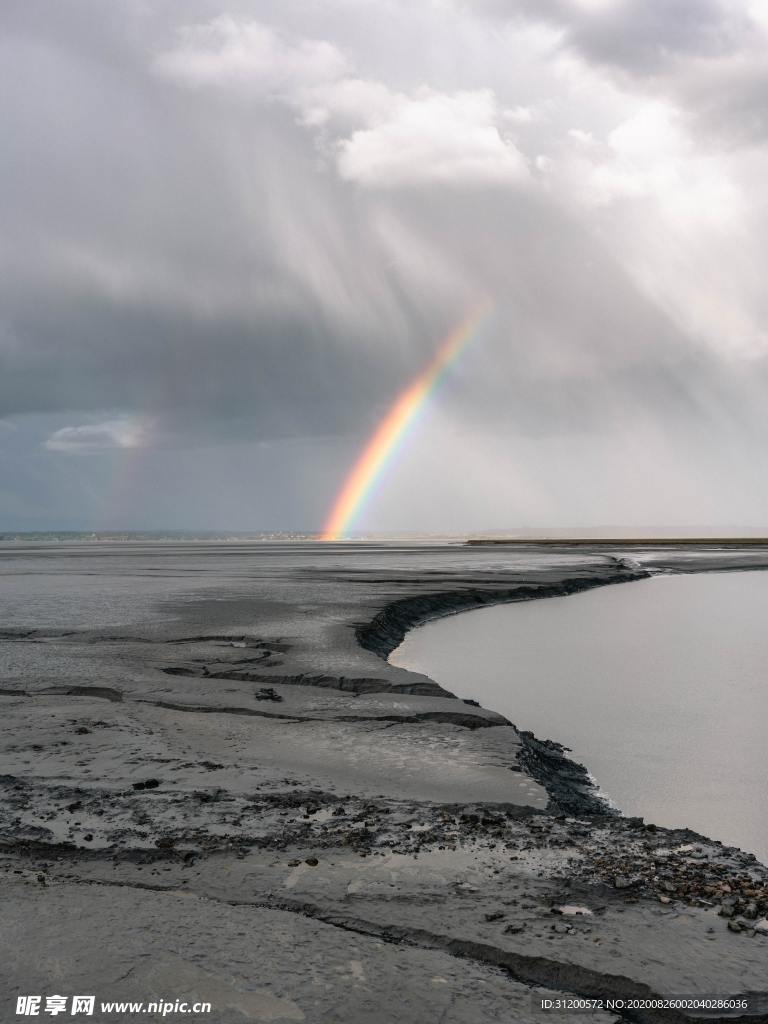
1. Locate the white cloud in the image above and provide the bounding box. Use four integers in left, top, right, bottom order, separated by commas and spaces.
156, 19, 529, 190
337, 88, 530, 187
503, 105, 537, 124
45, 419, 148, 454
542, 101, 742, 220
538, 97, 768, 357
297, 77, 397, 127
154, 16, 348, 95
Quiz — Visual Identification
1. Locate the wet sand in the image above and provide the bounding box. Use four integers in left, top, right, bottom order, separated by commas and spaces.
2, 541, 768, 1023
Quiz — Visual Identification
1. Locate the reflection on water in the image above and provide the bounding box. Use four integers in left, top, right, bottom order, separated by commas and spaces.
391, 571, 768, 863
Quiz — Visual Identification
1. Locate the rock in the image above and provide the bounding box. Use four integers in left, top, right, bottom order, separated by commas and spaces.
256, 687, 282, 702
484, 911, 505, 922
305, 857, 319, 866
155, 837, 175, 849
658, 896, 671, 905
503, 923, 526, 934
74, 726, 90, 735
727, 919, 743, 933
743, 902, 758, 920
83, 834, 93, 842
132, 778, 160, 791
613, 875, 639, 890
718, 904, 735, 918
288, 859, 301, 867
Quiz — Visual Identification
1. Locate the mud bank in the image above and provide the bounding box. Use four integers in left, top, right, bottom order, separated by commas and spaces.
357, 571, 647, 660
357, 570, 650, 817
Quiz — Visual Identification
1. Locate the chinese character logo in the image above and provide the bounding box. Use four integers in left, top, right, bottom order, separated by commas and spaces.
71, 997, 95, 1016
44, 996, 67, 1016
16, 996, 41, 1017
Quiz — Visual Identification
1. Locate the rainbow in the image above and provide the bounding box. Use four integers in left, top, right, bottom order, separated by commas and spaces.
321, 299, 491, 542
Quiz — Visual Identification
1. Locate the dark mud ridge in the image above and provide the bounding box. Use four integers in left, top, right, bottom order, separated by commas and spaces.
356, 571, 648, 661
515, 731, 615, 818
357, 571, 648, 817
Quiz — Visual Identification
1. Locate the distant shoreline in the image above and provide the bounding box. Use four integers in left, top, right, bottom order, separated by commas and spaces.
467, 536, 768, 546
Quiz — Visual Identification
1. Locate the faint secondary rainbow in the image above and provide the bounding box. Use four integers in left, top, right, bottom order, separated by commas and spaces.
321, 299, 492, 542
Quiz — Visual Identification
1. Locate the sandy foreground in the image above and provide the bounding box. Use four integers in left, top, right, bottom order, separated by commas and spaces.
1, 540, 768, 1024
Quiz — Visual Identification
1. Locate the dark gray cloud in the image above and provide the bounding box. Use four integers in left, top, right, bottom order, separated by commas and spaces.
476, 0, 749, 73
476, 0, 768, 146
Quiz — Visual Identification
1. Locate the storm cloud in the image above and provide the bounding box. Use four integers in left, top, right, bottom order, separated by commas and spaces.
1, 0, 768, 532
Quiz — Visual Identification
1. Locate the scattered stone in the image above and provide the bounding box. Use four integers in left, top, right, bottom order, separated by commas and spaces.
255, 688, 282, 702
132, 779, 160, 791
305, 857, 319, 866
613, 875, 638, 890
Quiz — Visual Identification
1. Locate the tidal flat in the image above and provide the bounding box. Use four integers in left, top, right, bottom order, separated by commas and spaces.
2, 540, 768, 1024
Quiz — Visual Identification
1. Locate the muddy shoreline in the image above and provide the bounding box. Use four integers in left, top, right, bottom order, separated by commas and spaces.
357, 569, 651, 817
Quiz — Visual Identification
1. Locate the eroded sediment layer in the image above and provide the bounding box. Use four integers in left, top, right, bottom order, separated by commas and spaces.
2, 541, 768, 1023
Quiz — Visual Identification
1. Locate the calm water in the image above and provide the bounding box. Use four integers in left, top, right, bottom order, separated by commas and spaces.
391, 571, 768, 863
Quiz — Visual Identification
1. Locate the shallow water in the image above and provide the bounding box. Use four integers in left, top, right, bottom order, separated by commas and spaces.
391, 571, 768, 863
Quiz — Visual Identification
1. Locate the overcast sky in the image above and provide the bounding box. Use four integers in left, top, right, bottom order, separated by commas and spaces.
2, 0, 768, 533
